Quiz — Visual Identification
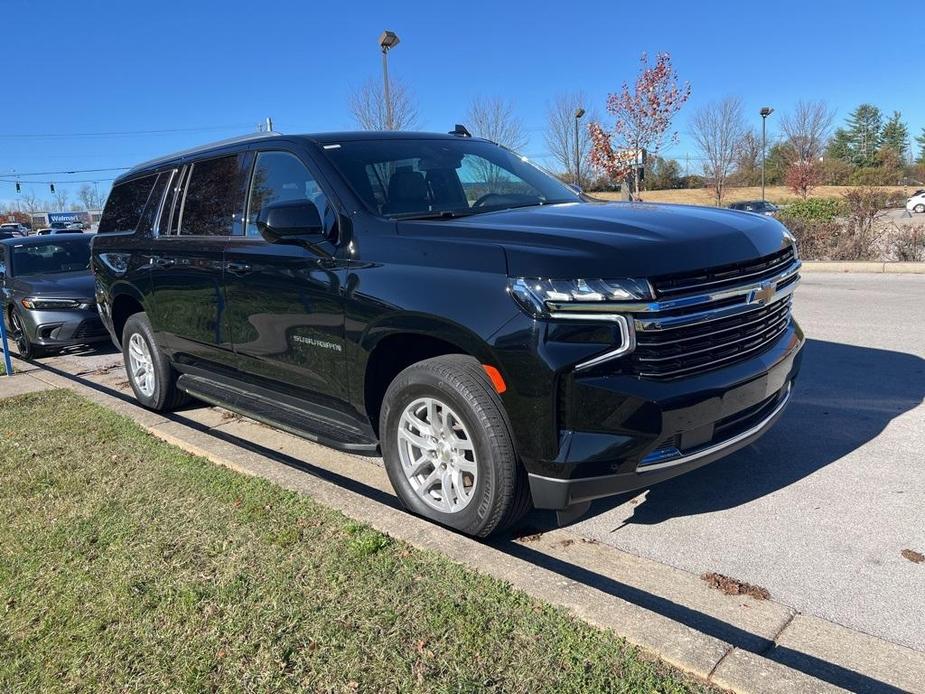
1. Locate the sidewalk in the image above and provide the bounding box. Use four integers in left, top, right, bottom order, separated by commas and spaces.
2, 355, 923, 694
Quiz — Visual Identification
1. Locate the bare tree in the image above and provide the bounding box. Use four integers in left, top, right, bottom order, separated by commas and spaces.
77, 183, 104, 211
349, 77, 419, 131
779, 100, 835, 163
690, 97, 746, 205
52, 188, 69, 212
466, 96, 528, 151
544, 91, 593, 183
733, 129, 762, 185
18, 189, 42, 215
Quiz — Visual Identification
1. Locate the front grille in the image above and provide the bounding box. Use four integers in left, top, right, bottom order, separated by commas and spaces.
73, 317, 107, 339
650, 246, 796, 298
628, 248, 799, 380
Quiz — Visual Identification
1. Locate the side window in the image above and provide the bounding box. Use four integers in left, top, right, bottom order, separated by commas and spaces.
178, 154, 247, 236
135, 171, 171, 236
246, 151, 331, 237
97, 174, 158, 234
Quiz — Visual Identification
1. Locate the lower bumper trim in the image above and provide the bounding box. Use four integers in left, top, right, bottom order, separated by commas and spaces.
528, 382, 793, 510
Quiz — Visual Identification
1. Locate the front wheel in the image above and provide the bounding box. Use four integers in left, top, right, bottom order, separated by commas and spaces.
914, 204, 925, 214
380, 355, 530, 537
9, 309, 45, 360
122, 312, 189, 411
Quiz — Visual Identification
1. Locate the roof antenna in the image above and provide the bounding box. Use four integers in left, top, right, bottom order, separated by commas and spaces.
450, 124, 471, 137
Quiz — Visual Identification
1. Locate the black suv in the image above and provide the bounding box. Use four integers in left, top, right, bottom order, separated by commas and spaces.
92, 131, 804, 537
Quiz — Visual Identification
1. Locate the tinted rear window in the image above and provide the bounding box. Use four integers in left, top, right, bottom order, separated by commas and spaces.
98, 174, 158, 234
179, 155, 246, 236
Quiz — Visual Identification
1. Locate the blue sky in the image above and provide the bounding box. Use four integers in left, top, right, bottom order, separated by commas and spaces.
2, 0, 922, 208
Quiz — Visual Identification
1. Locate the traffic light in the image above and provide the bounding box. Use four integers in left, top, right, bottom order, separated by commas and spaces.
15, 182, 20, 193
50, 183, 55, 194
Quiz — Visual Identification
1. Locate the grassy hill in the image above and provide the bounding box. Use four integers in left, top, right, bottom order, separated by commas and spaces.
591, 185, 914, 207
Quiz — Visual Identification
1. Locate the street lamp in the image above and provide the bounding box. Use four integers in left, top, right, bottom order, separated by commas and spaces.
379, 30, 400, 130
574, 107, 586, 190
760, 106, 774, 201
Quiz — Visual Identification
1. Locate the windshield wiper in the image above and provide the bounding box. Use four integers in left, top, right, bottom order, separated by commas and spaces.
389, 210, 474, 221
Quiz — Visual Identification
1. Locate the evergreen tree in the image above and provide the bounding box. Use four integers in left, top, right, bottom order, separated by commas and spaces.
844, 104, 883, 167
880, 111, 909, 161
827, 128, 853, 162
916, 127, 925, 165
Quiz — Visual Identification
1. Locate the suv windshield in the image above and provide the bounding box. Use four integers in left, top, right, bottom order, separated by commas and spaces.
11, 240, 90, 276
321, 138, 580, 219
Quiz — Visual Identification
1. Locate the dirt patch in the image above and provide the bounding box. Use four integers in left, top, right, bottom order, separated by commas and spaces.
901, 549, 924, 564
701, 572, 771, 601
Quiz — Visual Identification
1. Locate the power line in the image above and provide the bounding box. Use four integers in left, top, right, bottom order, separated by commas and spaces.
0, 124, 254, 140
4, 166, 130, 177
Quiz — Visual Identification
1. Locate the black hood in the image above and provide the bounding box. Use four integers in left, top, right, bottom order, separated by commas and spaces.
397, 201, 793, 278
11, 271, 95, 299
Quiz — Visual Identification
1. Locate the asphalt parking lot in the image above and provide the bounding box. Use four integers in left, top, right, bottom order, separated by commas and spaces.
573, 272, 925, 652
7, 272, 924, 656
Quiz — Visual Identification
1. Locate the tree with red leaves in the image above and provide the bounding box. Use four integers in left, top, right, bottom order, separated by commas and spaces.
786, 160, 823, 199
589, 52, 691, 197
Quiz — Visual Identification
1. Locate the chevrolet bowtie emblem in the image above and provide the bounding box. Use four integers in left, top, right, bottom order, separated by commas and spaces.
750, 281, 776, 306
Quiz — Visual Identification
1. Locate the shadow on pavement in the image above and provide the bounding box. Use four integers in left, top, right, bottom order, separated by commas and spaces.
22, 344, 921, 693
581, 337, 925, 526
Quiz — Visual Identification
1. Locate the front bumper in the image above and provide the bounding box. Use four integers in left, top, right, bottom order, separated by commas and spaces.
525, 321, 804, 510
19, 307, 110, 347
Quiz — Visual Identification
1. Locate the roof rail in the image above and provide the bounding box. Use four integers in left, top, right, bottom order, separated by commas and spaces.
123, 131, 283, 176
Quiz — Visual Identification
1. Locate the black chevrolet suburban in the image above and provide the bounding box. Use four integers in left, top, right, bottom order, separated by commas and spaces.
92, 130, 804, 537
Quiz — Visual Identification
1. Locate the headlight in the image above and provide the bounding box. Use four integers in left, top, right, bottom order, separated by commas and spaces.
508, 278, 651, 318
21, 297, 94, 311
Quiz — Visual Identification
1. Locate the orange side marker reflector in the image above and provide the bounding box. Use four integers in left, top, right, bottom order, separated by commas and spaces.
482, 364, 507, 394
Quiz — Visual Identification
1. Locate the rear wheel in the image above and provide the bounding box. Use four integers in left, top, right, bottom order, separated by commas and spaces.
380, 355, 530, 537
122, 312, 189, 411
9, 309, 45, 360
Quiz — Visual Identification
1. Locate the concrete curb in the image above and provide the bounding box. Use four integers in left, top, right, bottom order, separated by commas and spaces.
4, 364, 924, 693
802, 261, 925, 274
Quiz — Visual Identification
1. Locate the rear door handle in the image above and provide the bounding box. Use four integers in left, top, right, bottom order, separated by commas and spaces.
225, 261, 252, 276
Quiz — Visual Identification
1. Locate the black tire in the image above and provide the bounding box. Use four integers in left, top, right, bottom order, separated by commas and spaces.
914, 204, 925, 214
380, 355, 531, 537
122, 312, 189, 411
9, 308, 45, 360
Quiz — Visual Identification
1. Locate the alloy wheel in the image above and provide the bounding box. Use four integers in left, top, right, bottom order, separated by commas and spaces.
396, 396, 479, 513
10, 312, 30, 355
127, 333, 156, 397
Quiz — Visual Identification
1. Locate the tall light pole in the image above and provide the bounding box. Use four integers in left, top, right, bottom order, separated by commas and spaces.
379, 30, 400, 130
760, 106, 774, 201
574, 107, 585, 190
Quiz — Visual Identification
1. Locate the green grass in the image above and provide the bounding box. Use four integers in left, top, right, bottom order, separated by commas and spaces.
0, 390, 710, 693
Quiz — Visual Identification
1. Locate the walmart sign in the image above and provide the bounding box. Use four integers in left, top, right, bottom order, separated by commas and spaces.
48, 211, 87, 224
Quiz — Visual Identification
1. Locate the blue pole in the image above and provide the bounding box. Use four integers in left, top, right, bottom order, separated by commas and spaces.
0, 313, 13, 376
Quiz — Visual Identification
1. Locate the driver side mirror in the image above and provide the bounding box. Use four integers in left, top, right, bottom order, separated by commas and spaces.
256, 200, 324, 243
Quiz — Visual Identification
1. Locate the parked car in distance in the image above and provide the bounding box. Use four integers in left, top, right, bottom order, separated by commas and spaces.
906, 191, 925, 214
0, 222, 29, 236
93, 131, 804, 537
728, 200, 780, 216
0, 230, 17, 240
1, 234, 109, 359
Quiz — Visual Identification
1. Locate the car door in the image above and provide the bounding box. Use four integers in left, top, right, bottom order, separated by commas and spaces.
148, 152, 250, 373
222, 147, 351, 416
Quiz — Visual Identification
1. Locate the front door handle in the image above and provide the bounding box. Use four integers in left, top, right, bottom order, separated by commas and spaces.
150, 256, 175, 268
225, 261, 252, 276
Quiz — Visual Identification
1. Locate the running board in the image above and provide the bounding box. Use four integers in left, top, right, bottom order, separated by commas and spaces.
177, 374, 380, 455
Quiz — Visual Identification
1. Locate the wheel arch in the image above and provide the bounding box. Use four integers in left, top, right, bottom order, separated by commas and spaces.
360, 319, 501, 438
109, 286, 147, 345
